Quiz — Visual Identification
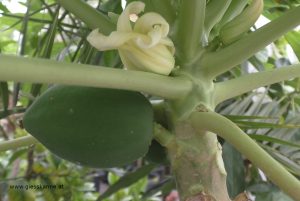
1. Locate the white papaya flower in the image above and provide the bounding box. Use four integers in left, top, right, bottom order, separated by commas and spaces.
87, 2, 175, 75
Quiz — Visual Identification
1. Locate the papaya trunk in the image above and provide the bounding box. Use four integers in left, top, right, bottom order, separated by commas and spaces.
168, 120, 231, 201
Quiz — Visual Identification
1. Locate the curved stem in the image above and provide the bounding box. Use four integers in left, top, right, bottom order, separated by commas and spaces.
153, 123, 175, 148
0, 136, 38, 152
190, 111, 300, 200
200, 6, 300, 79
219, 0, 263, 45
0, 55, 192, 99
58, 0, 115, 34
204, 0, 232, 36
177, 0, 206, 61
217, 0, 248, 28
214, 63, 300, 104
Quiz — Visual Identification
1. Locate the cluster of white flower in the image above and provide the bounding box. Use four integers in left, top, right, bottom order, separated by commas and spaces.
87, 2, 175, 75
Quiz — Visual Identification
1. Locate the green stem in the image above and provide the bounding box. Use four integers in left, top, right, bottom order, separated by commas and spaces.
204, 0, 232, 36
200, 6, 300, 79
214, 63, 300, 104
217, 0, 248, 28
58, 0, 115, 34
219, 0, 263, 45
0, 12, 80, 29
0, 136, 38, 152
0, 55, 192, 99
190, 111, 300, 200
177, 0, 206, 61
153, 123, 175, 148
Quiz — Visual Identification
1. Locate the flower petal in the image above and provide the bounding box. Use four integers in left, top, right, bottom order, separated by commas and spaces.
117, 1, 145, 32
134, 13, 169, 36
87, 29, 140, 51
120, 43, 175, 75
133, 13, 170, 48
86, 1, 175, 75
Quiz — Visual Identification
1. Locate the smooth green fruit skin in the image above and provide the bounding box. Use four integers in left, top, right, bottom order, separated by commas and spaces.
23, 85, 153, 168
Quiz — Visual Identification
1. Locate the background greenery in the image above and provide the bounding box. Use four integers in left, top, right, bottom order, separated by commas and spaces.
0, 0, 300, 200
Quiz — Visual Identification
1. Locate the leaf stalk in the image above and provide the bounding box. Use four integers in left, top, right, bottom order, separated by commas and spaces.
0, 55, 192, 100
190, 111, 300, 200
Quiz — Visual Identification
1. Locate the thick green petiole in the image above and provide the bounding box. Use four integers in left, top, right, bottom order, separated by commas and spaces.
200, 6, 300, 79
217, 0, 248, 28
0, 136, 38, 152
0, 55, 192, 99
204, 0, 232, 36
177, 0, 206, 61
190, 112, 300, 200
215, 63, 300, 104
219, 0, 263, 44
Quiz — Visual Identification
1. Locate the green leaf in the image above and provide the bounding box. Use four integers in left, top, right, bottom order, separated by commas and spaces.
8, 148, 28, 165
222, 142, 245, 199
39, 5, 59, 58
255, 192, 293, 201
142, 178, 175, 200
250, 134, 300, 148
42, 190, 57, 201
128, 177, 148, 198
285, 31, 300, 60
8, 182, 36, 201
100, 0, 123, 14
252, 186, 294, 201
0, 3, 9, 12
261, 144, 300, 176
225, 115, 279, 121
97, 163, 157, 201
234, 120, 300, 129
126, 0, 176, 24
27, 6, 60, 106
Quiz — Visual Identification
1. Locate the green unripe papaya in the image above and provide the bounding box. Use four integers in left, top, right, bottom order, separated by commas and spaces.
23, 85, 153, 168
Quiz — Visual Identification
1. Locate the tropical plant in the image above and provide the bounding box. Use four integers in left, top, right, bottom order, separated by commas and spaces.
1, 0, 300, 200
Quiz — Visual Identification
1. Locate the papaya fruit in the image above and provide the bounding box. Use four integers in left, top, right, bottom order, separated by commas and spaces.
23, 85, 153, 168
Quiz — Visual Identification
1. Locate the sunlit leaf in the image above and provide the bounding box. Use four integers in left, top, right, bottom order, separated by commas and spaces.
97, 164, 157, 201
0, 3, 9, 13
250, 134, 300, 148
142, 178, 175, 200
285, 31, 300, 60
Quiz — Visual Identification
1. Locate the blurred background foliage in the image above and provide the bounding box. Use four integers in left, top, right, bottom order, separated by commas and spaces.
0, 0, 300, 200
